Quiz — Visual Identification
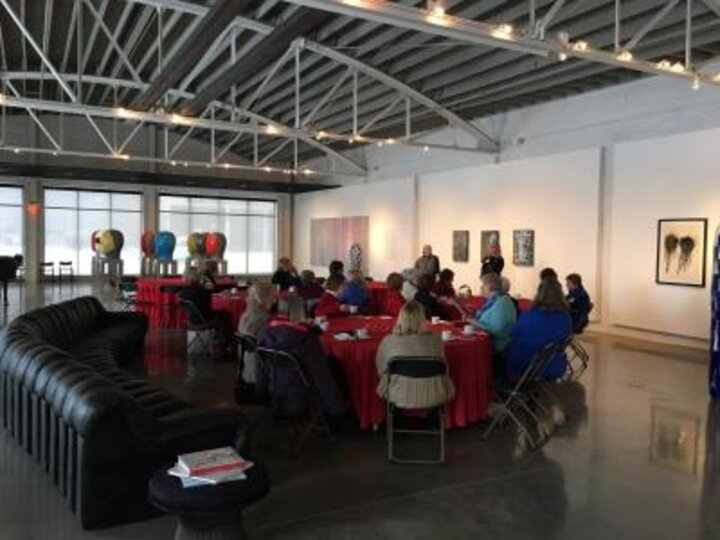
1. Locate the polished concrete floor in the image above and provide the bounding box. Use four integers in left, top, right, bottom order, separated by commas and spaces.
1, 282, 718, 539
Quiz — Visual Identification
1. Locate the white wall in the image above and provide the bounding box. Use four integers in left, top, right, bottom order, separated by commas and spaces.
418, 149, 601, 301
609, 127, 720, 339
293, 177, 416, 280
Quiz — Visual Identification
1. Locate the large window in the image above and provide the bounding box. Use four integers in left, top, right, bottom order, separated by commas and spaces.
159, 195, 276, 274
44, 189, 143, 275
0, 186, 23, 257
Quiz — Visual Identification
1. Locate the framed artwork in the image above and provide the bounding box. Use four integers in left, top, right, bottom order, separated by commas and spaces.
452, 230, 469, 262
650, 406, 699, 476
656, 218, 707, 287
310, 216, 369, 273
480, 230, 500, 259
513, 229, 535, 267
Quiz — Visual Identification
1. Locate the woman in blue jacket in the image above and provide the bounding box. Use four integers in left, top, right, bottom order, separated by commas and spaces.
507, 278, 572, 381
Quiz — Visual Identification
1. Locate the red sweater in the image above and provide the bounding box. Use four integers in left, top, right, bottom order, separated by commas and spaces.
314, 292, 344, 318
384, 289, 405, 317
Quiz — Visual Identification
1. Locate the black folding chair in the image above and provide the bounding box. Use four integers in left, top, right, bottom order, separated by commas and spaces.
178, 299, 215, 359
564, 339, 590, 381
483, 339, 571, 449
256, 347, 334, 458
385, 357, 449, 464
233, 333, 259, 405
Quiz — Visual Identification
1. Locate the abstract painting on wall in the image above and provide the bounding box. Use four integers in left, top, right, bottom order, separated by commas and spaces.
480, 230, 500, 260
452, 230, 469, 262
656, 218, 707, 287
310, 216, 369, 273
513, 229, 535, 267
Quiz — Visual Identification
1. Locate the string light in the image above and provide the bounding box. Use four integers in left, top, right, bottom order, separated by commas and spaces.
692, 76, 700, 91
558, 52, 568, 62
423, 145, 430, 152
616, 50, 633, 62
385, 138, 396, 144
572, 40, 589, 52
490, 24, 514, 40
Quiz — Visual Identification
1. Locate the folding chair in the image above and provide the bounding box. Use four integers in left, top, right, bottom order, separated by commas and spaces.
564, 339, 590, 381
233, 333, 259, 405
256, 347, 334, 458
178, 299, 215, 359
385, 357, 449, 464
483, 340, 569, 449
158, 285, 183, 327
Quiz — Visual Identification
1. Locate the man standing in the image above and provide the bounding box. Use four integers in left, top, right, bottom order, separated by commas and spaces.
415, 245, 440, 278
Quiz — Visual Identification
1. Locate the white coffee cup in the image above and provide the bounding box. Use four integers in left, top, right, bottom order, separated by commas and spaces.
463, 324, 475, 335
319, 321, 330, 332
231, 287, 239, 294
431, 316, 441, 325
441, 330, 453, 341
356, 327, 369, 339
315, 316, 326, 325
289, 286, 296, 293
349, 305, 359, 314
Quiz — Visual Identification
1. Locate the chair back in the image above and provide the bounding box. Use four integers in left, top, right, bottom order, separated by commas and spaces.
388, 356, 447, 378
522, 338, 573, 385
179, 299, 209, 327
256, 347, 311, 388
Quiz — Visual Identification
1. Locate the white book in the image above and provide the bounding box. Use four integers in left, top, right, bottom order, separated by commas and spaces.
177, 447, 251, 477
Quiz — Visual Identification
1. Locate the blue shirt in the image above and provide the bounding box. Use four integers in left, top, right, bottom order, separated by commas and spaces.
507, 308, 572, 380
474, 294, 517, 353
340, 280, 370, 307
566, 286, 592, 333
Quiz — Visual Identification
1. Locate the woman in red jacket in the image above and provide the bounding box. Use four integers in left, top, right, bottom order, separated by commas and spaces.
314, 274, 349, 318
384, 272, 406, 317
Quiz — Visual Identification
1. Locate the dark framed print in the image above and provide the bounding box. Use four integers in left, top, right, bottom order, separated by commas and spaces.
513, 229, 535, 267
656, 218, 707, 287
480, 230, 500, 260
453, 230, 469, 262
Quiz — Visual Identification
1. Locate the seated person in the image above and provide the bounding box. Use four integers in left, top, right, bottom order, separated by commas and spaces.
401, 268, 419, 302
258, 295, 348, 418
340, 269, 370, 310
179, 271, 233, 355
315, 274, 348, 318
384, 272, 406, 317
271, 257, 301, 291
297, 270, 324, 301
501, 276, 521, 318
468, 273, 517, 357
565, 273, 592, 334
376, 301, 455, 408
328, 259, 345, 280
507, 279, 573, 381
237, 282, 276, 384
414, 274, 443, 320
433, 268, 456, 297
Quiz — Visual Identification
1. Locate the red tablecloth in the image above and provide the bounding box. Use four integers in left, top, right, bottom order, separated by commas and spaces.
212, 292, 248, 328
320, 316, 492, 429
136, 276, 239, 329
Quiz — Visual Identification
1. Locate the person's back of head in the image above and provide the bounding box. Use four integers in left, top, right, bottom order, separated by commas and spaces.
534, 279, 568, 311
416, 274, 434, 293
325, 273, 345, 292
300, 269, 316, 285
439, 268, 454, 283
280, 294, 307, 323
481, 272, 503, 296
539, 267, 559, 282
247, 282, 275, 311
566, 273, 583, 289
329, 260, 344, 276
277, 257, 292, 271
500, 276, 512, 294
393, 301, 426, 336
386, 272, 404, 291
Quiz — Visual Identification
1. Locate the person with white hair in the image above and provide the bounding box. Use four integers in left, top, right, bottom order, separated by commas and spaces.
401, 268, 419, 302
501, 276, 521, 318
414, 244, 440, 278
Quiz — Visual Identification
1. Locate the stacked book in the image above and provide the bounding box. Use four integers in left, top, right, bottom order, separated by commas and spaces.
168, 447, 254, 488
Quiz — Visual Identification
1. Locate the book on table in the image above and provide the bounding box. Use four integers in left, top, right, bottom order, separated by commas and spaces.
168, 447, 254, 488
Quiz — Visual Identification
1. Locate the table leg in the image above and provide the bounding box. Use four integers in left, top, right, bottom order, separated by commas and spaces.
175, 513, 246, 540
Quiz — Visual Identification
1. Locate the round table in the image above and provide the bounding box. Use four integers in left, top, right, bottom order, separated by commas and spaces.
320, 316, 493, 429
212, 292, 248, 329
366, 281, 389, 315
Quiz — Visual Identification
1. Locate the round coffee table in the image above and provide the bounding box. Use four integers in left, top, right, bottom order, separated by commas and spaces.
148, 463, 270, 540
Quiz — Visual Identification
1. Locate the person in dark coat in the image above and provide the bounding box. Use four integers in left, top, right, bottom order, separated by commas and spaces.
415, 244, 441, 278
271, 257, 301, 291
297, 270, 324, 301
433, 268, 456, 298
179, 277, 233, 352
328, 260, 345, 280
258, 295, 348, 418
565, 273, 593, 334
414, 274, 443, 320
481, 243, 505, 276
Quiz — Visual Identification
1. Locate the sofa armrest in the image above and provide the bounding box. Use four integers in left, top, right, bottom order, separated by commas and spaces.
154, 408, 251, 460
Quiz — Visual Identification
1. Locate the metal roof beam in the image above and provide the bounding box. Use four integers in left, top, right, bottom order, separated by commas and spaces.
130, 0, 251, 110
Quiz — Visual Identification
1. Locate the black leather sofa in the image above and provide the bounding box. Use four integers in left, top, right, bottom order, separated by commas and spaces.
0, 296, 248, 529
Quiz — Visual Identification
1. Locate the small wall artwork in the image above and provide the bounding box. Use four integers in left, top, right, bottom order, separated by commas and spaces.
656, 218, 707, 287
513, 229, 535, 267
452, 231, 469, 262
480, 230, 500, 259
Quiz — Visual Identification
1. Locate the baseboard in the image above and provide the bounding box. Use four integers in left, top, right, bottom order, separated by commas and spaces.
586, 322, 709, 351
